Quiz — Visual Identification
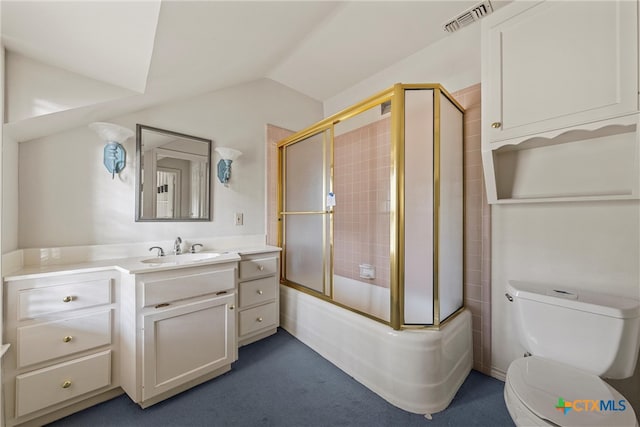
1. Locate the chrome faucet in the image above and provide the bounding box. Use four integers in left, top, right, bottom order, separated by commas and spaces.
149, 246, 165, 257
174, 237, 183, 255
190, 243, 203, 253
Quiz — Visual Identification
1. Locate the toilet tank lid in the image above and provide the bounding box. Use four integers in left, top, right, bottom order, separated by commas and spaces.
508, 281, 640, 319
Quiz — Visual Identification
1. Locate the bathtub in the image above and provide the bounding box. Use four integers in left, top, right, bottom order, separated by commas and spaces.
279, 283, 472, 416
332, 275, 390, 321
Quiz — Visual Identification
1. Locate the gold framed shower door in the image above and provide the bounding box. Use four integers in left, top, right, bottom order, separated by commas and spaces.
277, 83, 465, 330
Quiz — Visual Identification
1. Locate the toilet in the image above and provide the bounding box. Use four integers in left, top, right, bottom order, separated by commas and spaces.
504, 280, 640, 426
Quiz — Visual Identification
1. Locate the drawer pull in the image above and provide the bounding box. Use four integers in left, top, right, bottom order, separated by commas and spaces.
229, 305, 235, 310
155, 303, 170, 309
257, 265, 264, 271
62, 336, 73, 343
62, 296, 74, 303
62, 380, 72, 389
491, 121, 502, 129
257, 290, 263, 295
216, 291, 228, 296
257, 317, 263, 322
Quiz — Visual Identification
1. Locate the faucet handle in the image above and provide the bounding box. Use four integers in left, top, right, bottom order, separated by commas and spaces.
190, 243, 203, 253
174, 237, 183, 255
149, 246, 165, 257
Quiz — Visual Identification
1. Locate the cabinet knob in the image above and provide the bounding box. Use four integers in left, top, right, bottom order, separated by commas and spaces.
62, 380, 72, 389
62, 296, 74, 303
257, 290, 263, 295
257, 265, 264, 271
63, 336, 73, 343
491, 122, 502, 129
257, 317, 263, 322
229, 305, 235, 310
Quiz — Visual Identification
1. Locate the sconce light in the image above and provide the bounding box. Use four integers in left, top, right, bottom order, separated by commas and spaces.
89, 122, 134, 179
214, 147, 242, 184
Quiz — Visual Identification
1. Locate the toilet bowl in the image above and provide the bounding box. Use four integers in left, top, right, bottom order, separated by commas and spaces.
505, 356, 638, 426
504, 280, 640, 427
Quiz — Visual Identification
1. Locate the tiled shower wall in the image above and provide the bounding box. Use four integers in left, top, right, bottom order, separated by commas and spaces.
266, 120, 393, 291
266, 83, 491, 374
451, 84, 492, 375
333, 118, 391, 288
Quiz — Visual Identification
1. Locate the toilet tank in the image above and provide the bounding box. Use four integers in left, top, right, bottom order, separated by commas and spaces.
507, 280, 640, 379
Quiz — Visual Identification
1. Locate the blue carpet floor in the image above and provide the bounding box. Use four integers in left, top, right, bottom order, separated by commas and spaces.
49, 328, 515, 426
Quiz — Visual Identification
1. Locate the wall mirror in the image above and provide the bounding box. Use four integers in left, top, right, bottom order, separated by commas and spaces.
136, 124, 212, 221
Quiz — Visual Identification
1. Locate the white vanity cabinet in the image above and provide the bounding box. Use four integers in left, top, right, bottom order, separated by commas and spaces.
237, 252, 280, 346
119, 262, 238, 408
3, 270, 120, 427
482, 0, 638, 144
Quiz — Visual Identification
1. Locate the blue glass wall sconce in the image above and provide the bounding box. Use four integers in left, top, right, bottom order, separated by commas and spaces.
214, 147, 242, 184
89, 122, 134, 179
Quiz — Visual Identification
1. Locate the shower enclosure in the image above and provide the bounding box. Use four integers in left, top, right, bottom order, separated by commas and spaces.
278, 84, 464, 330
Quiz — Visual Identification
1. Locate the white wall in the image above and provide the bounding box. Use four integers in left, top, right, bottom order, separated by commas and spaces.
1, 45, 4, 262
0, 42, 4, 427
2, 45, 20, 254
323, 24, 481, 116
0, 45, 5, 266
17, 78, 322, 248
5, 52, 135, 123
1, 134, 18, 253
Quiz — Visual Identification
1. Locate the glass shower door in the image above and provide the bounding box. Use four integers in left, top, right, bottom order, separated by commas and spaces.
280, 129, 331, 296
332, 104, 392, 323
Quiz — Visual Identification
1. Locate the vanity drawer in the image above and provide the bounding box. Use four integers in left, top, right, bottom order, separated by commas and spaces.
17, 310, 112, 368
15, 350, 111, 417
239, 277, 277, 308
239, 257, 277, 281
18, 278, 112, 320
142, 267, 235, 307
239, 302, 277, 337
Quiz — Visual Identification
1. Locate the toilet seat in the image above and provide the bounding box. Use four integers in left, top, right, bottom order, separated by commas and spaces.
506, 356, 638, 427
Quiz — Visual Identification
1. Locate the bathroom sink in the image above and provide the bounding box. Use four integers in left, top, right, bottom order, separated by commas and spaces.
141, 252, 222, 264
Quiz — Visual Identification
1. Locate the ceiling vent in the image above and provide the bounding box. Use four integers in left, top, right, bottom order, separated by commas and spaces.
443, 0, 493, 33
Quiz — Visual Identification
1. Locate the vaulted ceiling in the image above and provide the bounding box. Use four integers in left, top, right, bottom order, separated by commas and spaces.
2, 1, 505, 141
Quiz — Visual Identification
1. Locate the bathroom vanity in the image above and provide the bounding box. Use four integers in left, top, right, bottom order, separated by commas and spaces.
237, 254, 279, 346
119, 261, 238, 408
3, 270, 120, 424
1, 246, 280, 427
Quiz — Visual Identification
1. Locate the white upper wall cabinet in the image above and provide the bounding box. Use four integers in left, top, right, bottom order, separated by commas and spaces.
481, 0, 640, 204
482, 0, 638, 144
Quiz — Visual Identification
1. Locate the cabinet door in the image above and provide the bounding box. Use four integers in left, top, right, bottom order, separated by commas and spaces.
483, 0, 638, 143
142, 294, 236, 401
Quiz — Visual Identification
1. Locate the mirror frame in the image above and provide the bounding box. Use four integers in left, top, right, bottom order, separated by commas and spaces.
135, 124, 212, 222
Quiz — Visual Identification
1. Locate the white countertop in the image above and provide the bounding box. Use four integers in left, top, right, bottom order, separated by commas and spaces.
4, 246, 281, 281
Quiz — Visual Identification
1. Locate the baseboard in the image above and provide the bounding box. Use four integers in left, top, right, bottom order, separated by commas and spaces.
10, 388, 123, 427
138, 365, 231, 409
239, 327, 277, 347
491, 367, 507, 382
